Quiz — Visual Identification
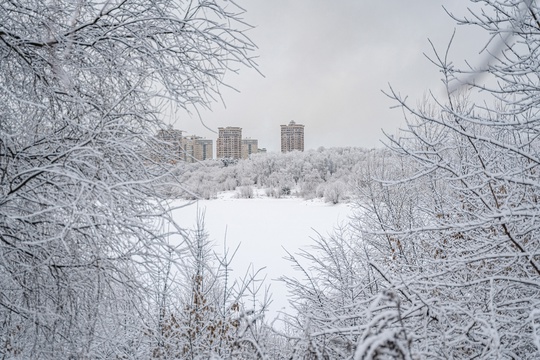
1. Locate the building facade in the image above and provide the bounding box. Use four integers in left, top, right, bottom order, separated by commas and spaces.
280, 120, 304, 152
156, 127, 184, 163
193, 138, 213, 162
156, 128, 213, 163
182, 136, 213, 163
241, 138, 258, 159
216, 127, 242, 159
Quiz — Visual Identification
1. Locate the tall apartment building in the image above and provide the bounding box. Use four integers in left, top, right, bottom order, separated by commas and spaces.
241, 138, 258, 159
156, 127, 184, 162
216, 127, 242, 159
281, 120, 304, 152
181, 135, 213, 163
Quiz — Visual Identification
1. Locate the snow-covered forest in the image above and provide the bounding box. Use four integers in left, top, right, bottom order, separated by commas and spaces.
2, 0, 540, 358
166, 147, 371, 203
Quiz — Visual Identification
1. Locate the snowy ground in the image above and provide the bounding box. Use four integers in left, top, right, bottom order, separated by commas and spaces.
172, 190, 353, 322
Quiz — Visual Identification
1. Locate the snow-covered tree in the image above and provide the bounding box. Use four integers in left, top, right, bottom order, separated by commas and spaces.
278, 1, 540, 358
0, 0, 256, 357
173, 147, 371, 201
150, 212, 269, 359
375, 1, 540, 354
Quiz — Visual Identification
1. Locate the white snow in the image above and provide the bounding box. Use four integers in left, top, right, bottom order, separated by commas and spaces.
172, 190, 353, 321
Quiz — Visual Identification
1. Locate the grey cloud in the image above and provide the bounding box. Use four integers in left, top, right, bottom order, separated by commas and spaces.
178, 0, 484, 152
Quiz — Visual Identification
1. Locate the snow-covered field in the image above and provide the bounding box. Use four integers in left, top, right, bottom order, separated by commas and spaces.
172, 190, 353, 321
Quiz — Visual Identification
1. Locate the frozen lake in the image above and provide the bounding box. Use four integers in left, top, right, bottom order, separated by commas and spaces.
172, 191, 353, 321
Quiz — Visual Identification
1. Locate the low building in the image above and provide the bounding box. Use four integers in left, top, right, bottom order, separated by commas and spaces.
156, 127, 213, 163
241, 138, 258, 159
193, 138, 213, 162
182, 136, 213, 163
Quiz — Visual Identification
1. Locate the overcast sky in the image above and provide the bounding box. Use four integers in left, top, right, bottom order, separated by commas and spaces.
172, 1, 485, 152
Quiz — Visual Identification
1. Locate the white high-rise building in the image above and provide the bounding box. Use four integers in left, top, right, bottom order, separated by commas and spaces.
216, 127, 242, 159
281, 120, 304, 152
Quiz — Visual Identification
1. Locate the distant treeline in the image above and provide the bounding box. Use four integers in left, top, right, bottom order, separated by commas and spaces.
166, 147, 381, 203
